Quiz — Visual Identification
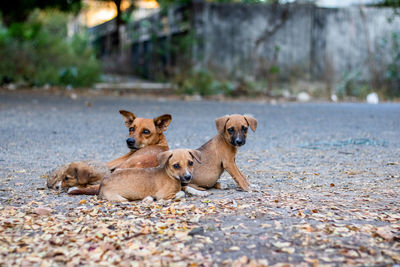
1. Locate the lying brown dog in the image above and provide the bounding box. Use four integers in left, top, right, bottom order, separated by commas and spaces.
46, 164, 69, 190
106, 110, 172, 170
46, 161, 108, 191
47, 110, 172, 192
60, 161, 109, 192
99, 149, 201, 202
186, 114, 257, 195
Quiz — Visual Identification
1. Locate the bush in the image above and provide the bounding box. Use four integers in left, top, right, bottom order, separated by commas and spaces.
0, 10, 101, 87
175, 70, 235, 96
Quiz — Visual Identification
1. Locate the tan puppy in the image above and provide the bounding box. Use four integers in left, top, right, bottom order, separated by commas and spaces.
99, 149, 201, 202
60, 161, 109, 192
187, 114, 257, 194
46, 161, 109, 191
46, 164, 69, 190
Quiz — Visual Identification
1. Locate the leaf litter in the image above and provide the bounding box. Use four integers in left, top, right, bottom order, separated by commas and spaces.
1, 147, 400, 266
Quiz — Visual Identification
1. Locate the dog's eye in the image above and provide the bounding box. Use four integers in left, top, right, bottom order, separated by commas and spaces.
227, 127, 234, 133
173, 163, 180, 169
143, 129, 150, 134
188, 161, 193, 166
242, 126, 248, 132
64, 176, 69, 181
129, 127, 135, 132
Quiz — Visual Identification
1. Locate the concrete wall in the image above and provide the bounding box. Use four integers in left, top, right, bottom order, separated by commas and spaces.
320, 7, 400, 81
192, 2, 400, 82
192, 3, 313, 79
91, 2, 400, 84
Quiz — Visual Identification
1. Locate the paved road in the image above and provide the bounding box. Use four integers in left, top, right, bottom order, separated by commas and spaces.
0, 90, 399, 266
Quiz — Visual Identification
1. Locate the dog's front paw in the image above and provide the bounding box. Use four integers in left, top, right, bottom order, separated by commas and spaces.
143, 196, 154, 203
67, 187, 79, 194
249, 183, 259, 191
186, 187, 210, 197
175, 191, 186, 199
238, 184, 250, 192
215, 182, 229, 190
213, 182, 222, 190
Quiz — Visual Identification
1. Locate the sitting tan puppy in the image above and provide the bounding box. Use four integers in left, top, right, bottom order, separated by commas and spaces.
186, 114, 257, 195
99, 149, 201, 202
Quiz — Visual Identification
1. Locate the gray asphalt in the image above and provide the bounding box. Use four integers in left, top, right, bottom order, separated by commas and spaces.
1, 90, 399, 265
1, 91, 398, 169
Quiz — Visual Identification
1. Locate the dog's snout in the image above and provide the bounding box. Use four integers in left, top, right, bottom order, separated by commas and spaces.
235, 138, 244, 146
126, 138, 135, 147
180, 171, 193, 183
183, 173, 192, 181
55, 181, 61, 190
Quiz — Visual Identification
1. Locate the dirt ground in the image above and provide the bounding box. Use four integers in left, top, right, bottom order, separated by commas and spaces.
0, 90, 399, 266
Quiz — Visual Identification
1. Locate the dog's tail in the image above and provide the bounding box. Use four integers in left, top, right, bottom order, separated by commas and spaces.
68, 185, 100, 195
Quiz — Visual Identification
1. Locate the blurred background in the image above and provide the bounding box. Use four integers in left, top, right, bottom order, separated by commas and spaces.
0, 0, 399, 101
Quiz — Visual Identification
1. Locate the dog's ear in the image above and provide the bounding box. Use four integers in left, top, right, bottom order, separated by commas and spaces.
189, 150, 202, 164
119, 110, 136, 127
157, 150, 173, 167
244, 115, 257, 132
215, 115, 230, 134
74, 166, 90, 184
154, 114, 172, 133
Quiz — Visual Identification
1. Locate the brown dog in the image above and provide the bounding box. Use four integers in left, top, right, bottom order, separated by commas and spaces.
106, 110, 172, 170
46, 164, 69, 190
60, 161, 109, 192
186, 114, 257, 194
47, 110, 172, 192
46, 161, 109, 191
99, 149, 201, 202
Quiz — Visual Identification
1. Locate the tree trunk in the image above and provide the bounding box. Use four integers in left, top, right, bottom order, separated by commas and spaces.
114, 0, 122, 52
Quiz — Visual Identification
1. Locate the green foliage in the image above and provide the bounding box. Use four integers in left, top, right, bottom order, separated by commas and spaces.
157, 0, 191, 10
0, 0, 81, 25
335, 70, 376, 100
0, 10, 100, 87
175, 70, 235, 96
375, 0, 400, 7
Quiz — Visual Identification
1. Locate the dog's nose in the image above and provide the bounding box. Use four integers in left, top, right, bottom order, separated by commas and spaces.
235, 138, 244, 146
183, 173, 192, 182
55, 181, 61, 190
126, 138, 135, 146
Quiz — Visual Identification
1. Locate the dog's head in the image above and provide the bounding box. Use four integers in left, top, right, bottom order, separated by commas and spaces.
60, 162, 91, 191
119, 110, 172, 151
46, 164, 68, 190
157, 149, 201, 184
215, 114, 257, 147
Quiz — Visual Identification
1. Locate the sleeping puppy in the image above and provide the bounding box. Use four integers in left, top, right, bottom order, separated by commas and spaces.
46, 161, 109, 192
60, 161, 110, 192
46, 164, 69, 190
